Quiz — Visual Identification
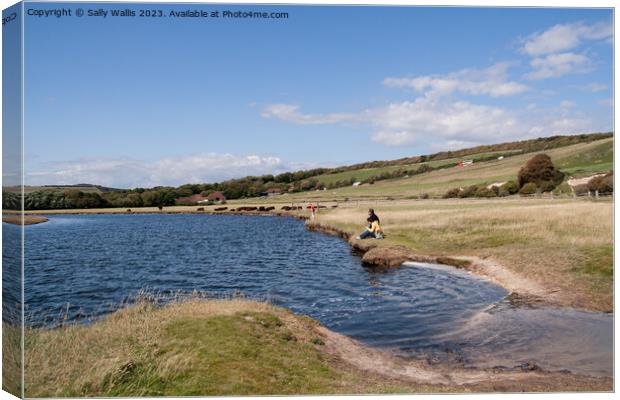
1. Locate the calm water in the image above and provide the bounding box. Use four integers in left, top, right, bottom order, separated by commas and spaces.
13, 214, 612, 376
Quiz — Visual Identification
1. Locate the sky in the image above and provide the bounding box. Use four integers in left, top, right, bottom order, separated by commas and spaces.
19, 3, 614, 188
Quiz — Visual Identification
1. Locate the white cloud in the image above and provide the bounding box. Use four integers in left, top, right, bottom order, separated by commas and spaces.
522, 21, 612, 56
383, 62, 527, 98
258, 96, 608, 149
526, 52, 591, 80
584, 83, 608, 92
598, 98, 613, 108
260, 104, 355, 124
26, 153, 290, 188
366, 98, 521, 146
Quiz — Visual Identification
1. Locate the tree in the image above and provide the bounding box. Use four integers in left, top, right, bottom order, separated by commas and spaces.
517, 154, 564, 191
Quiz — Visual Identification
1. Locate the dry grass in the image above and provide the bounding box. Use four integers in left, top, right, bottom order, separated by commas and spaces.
3, 324, 22, 397
317, 197, 613, 311
24, 298, 436, 397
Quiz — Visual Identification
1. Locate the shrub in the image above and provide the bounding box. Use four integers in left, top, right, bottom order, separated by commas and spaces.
519, 182, 538, 195
443, 188, 461, 199
475, 187, 497, 198
420, 193, 430, 199
552, 182, 573, 196
498, 188, 510, 197
458, 185, 479, 198
538, 180, 557, 193
587, 172, 613, 194
573, 184, 590, 196
517, 154, 564, 190
500, 180, 519, 195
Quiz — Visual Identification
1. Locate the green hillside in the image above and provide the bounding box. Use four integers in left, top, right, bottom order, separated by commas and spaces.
278, 137, 613, 201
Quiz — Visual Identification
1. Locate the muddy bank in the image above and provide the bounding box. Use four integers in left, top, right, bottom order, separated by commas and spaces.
316, 321, 612, 392
305, 221, 564, 309
2, 215, 49, 225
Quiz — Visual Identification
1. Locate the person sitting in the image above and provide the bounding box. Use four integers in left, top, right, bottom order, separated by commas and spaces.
356, 216, 383, 240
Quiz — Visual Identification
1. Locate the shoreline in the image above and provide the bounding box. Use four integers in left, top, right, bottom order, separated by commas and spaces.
21, 298, 612, 395
2, 215, 49, 225
19, 206, 607, 311
305, 221, 569, 310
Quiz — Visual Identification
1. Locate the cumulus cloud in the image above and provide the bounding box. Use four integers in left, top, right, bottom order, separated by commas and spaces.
383, 62, 527, 98
26, 153, 289, 188
522, 21, 612, 56
260, 104, 355, 124
366, 98, 521, 146
258, 96, 607, 148
526, 52, 591, 80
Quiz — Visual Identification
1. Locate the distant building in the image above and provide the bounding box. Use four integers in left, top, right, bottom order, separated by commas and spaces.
457, 160, 474, 168
206, 191, 226, 203
266, 188, 282, 196
175, 194, 209, 205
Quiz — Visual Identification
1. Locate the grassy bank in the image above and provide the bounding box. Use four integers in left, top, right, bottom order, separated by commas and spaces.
23, 299, 612, 396
312, 197, 613, 311
24, 299, 437, 397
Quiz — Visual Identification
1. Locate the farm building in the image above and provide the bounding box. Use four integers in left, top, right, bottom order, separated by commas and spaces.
206, 191, 227, 203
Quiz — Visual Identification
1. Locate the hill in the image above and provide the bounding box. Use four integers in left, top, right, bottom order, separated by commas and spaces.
4, 132, 613, 210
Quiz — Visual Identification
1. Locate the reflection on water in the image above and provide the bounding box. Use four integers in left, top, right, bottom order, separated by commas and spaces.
20, 214, 612, 376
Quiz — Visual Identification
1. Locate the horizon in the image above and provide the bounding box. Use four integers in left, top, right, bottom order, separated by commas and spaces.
13, 130, 614, 190
13, 3, 614, 188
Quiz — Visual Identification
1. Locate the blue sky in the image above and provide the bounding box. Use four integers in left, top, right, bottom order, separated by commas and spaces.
21, 3, 613, 188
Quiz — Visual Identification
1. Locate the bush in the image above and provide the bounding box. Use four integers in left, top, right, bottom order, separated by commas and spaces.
420, 193, 430, 199
498, 188, 510, 197
443, 188, 461, 199
458, 185, 479, 198
537, 180, 558, 193
519, 182, 538, 195
587, 172, 613, 194
500, 180, 519, 195
517, 154, 564, 191
475, 187, 497, 198
573, 184, 589, 196
552, 182, 573, 196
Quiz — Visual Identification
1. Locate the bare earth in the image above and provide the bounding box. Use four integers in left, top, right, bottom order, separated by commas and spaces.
2, 215, 49, 225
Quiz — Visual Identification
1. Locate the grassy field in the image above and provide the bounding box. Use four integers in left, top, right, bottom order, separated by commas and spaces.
23, 299, 437, 397
283, 138, 613, 201
313, 197, 613, 311
309, 150, 522, 186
